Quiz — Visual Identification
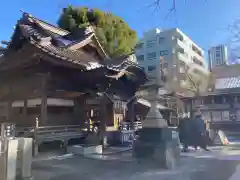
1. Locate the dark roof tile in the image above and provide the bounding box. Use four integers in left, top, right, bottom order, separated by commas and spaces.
1, 12, 146, 81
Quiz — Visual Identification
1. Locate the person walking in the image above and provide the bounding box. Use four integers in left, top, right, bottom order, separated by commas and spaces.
192, 112, 210, 151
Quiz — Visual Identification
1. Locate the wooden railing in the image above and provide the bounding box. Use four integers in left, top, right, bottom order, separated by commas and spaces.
16, 125, 86, 143
15, 124, 87, 156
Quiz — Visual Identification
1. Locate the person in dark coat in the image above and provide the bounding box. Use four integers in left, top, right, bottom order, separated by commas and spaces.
178, 114, 192, 152
192, 113, 210, 151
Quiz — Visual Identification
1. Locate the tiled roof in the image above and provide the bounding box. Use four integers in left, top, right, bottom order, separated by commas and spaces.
215, 76, 240, 89
18, 23, 103, 70
104, 53, 142, 71
0, 12, 146, 83
18, 18, 143, 72
22, 12, 69, 36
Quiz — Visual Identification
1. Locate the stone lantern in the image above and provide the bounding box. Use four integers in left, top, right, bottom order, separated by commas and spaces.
132, 56, 180, 169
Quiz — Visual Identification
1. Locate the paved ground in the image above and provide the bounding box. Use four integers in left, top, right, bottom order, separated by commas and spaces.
32, 146, 240, 180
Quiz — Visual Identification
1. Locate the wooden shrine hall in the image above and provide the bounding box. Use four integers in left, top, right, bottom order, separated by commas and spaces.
0, 12, 146, 141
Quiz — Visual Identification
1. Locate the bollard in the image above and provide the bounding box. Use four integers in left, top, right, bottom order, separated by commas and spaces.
0, 123, 33, 180
0, 138, 18, 180
18, 138, 33, 180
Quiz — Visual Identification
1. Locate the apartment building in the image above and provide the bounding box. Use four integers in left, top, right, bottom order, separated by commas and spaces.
208, 44, 228, 70
135, 28, 209, 94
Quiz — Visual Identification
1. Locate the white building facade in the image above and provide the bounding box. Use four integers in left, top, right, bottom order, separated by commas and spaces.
135, 28, 209, 94
208, 44, 228, 70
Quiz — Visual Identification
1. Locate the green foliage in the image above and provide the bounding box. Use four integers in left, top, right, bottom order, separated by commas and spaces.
57, 6, 138, 57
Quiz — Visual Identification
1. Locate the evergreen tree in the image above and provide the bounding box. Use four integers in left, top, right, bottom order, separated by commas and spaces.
58, 6, 138, 57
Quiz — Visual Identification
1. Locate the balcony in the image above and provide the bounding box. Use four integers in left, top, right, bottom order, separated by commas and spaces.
189, 62, 209, 76
177, 52, 191, 64
175, 38, 186, 49
192, 45, 204, 59
192, 57, 204, 66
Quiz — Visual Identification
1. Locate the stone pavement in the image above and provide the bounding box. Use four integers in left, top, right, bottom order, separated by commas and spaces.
32, 146, 240, 180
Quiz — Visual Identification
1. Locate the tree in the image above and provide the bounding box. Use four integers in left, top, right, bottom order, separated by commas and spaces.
183, 65, 212, 116
57, 6, 138, 57
225, 19, 240, 64
163, 61, 212, 117
184, 66, 211, 96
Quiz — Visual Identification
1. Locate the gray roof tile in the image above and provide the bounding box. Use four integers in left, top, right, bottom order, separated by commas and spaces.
215, 76, 240, 89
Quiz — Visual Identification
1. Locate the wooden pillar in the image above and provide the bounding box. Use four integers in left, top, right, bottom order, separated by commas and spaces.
128, 98, 136, 130
86, 109, 91, 132
100, 95, 107, 149
23, 99, 27, 121
40, 77, 47, 125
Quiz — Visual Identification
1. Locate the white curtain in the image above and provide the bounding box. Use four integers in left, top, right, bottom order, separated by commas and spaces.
222, 111, 230, 121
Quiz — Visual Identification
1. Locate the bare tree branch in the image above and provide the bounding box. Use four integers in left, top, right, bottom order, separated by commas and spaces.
137, 0, 161, 13
138, 0, 208, 22
165, 0, 176, 19
187, 74, 198, 91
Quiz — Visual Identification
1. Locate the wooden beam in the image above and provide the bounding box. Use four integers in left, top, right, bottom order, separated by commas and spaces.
6, 84, 12, 122
46, 90, 85, 99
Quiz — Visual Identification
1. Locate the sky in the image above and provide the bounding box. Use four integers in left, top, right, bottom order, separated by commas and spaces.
0, 0, 240, 58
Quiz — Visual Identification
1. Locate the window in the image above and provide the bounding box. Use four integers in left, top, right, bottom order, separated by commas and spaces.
146, 40, 156, 48
203, 96, 212, 104
136, 55, 144, 61
160, 50, 168, 56
192, 57, 203, 66
147, 52, 156, 60
216, 53, 220, 57
157, 35, 164, 44
179, 62, 186, 73
135, 42, 144, 49
214, 96, 222, 104
179, 35, 184, 41
148, 66, 156, 71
